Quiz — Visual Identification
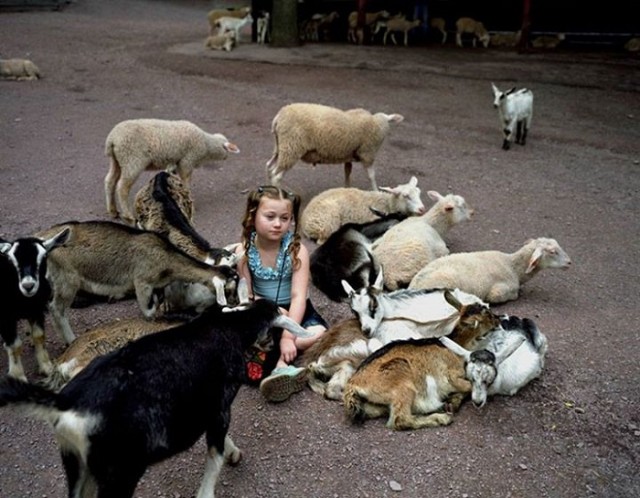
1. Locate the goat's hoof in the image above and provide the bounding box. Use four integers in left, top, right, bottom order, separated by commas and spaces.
226, 448, 242, 466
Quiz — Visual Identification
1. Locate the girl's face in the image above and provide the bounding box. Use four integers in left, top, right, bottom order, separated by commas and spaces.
254, 197, 293, 242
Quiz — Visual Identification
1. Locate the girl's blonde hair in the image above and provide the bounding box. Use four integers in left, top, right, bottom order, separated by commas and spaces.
241, 186, 302, 269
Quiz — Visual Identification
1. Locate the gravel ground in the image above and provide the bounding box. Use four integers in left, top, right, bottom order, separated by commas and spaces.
1, 1, 639, 497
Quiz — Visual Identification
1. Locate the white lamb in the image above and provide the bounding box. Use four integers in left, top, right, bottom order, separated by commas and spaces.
266, 103, 404, 190
300, 176, 426, 244
207, 6, 251, 35
205, 31, 236, 52
372, 191, 474, 290
455, 17, 490, 48
491, 82, 534, 150
0, 58, 41, 80
104, 118, 240, 224
215, 13, 253, 43
409, 237, 571, 304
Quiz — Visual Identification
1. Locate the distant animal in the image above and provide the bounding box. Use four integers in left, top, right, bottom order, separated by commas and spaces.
0, 229, 69, 380
491, 83, 534, 150
104, 118, 239, 224
383, 18, 422, 47
207, 6, 251, 35
205, 30, 237, 51
0, 299, 313, 498
257, 12, 270, 44
0, 58, 41, 80
347, 10, 390, 44
430, 17, 447, 44
215, 13, 253, 43
455, 17, 490, 48
624, 37, 640, 52
266, 103, 404, 191
531, 33, 565, 49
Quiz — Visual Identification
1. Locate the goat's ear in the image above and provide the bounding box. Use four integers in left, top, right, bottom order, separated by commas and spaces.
491, 82, 500, 96
444, 289, 463, 311
506, 87, 516, 95
526, 247, 544, 274
42, 227, 70, 252
341, 279, 356, 297
373, 267, 384, 290
495, 336, 526, 366
439, 336, 471, 360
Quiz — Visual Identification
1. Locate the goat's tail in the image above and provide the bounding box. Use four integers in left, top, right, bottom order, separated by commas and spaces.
0, 377, 60, 418
343, 385, 367, 425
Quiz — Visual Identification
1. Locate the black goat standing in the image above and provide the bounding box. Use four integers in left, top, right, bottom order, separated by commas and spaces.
0, 299, 311, 498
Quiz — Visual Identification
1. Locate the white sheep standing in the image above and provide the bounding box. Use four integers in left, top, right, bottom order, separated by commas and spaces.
383, 18, 422, 47
372, 191, 474, 290
266, 103, 404, 190
0, 58, 41, 80
104, 118, 239, 224
455, 17, 490, 48
491, 82, 534, 150
300, 176, 426, 244
409, 237, 571, 303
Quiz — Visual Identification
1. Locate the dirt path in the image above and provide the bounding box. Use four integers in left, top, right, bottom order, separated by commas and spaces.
1, 1, 639, 497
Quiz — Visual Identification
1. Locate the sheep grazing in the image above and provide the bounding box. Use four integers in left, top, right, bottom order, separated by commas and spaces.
409, 237, 571, 304
341, 267, 489, 349
207, 6, 251, 35
0, 299, 313, 498
430, 17, 447, 44
35, 220, 238, 344
300, 176, 425, 244
299, 317, 369, 400
257, 12, 270, 44
266, 103, 404, 191
104, 118, 239, 224
531, 33, 565, 49
310, 212, 407, 302
441, 314, 548, 407
455, 17, 490, 48
347, 10, 390, 44
205, 30, 237, 51
44, 316, 188, 391
383, 18, 422, 46
0, 58, 41, 80
342, 290, 502, 430
491, 83, 534, 150
215, 13, 253, 44
0, 229, 69, 380
372, 190, 474, 290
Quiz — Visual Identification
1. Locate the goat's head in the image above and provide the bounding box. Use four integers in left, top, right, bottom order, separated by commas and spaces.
0, 228, 69, 297
341, 268, 385, 337
378, 176, 426, 215
444, 290, 501, 346
440, 335, 526, 407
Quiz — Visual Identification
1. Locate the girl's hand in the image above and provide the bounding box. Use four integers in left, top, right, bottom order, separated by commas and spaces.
280, 336, 297, 363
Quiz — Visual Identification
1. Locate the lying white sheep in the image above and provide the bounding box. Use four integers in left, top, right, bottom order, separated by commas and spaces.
455, 17, 490, 48
266, 103, 404, 190
104, 118, 240, 224
372, 190, 474, 290
409, 237, 571, 303
205, 30, 236, 52
491, 82, 534, 150
0, 58, 41, 80
300, 176, 425, 244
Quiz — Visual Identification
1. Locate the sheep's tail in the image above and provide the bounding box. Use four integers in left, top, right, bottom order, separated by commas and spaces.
0, 377, 61, 421
343, 384, 367, 425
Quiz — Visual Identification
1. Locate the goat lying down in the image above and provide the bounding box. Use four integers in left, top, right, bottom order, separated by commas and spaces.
0, 299, 313, 498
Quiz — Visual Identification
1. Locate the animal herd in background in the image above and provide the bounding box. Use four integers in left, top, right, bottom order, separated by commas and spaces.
0, 9, 577, 497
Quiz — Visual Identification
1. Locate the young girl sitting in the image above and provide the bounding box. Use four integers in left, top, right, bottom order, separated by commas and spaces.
236, 185, 328, 402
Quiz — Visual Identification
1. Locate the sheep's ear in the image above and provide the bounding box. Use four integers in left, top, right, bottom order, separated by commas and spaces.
439, 336, 471, 360
409, 176, 418, 186
387, 113, 404, 123
495, 336, 526, 366
341, 279, 356, 297
224, 141, 240, 154
42, 227, 70, 252
526, 247, 544, 274
378, 186, 395, 195
427, 190, 443, 202
444, 289, 463, 311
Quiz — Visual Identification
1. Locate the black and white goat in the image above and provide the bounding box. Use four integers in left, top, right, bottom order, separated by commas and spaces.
0, 229, 69, 380
440, 314, 548, 407
0, 299, 312, 498
310, 210, 406, 302
491, 82, 534, 150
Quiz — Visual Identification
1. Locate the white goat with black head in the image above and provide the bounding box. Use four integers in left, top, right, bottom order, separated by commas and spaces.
0, 299, 313, 498
0, 229, 69, 380
440, 314, 548, 407
491, 82, 534, 150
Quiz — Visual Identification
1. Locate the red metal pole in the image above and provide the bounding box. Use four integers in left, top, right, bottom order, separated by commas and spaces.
519, 0, 532, 53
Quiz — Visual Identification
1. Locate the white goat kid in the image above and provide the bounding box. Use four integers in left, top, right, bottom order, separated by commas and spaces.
341, 268, 487, 351
216, 13, 253, 43
492, 82, 534, 150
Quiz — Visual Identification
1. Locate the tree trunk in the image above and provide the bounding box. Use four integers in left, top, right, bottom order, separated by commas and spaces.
271, 0, 299, 47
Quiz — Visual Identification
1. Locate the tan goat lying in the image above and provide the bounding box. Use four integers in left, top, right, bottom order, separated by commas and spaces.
343, 291, 501, 430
